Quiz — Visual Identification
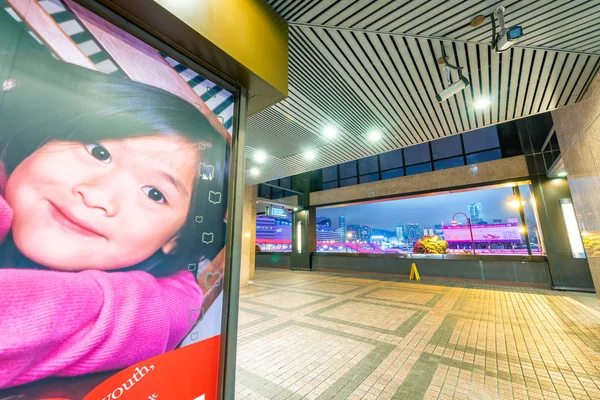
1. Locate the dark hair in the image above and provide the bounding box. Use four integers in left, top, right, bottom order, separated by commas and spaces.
0, 51, 229, 277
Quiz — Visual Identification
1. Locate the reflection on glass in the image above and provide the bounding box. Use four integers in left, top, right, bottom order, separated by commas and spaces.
432, 135, 462, 159
314, 183, 543, 256
379, 149, 403, 170
462, 126, 500, 153
466, 149, 502, 164
404, 143, 430, 165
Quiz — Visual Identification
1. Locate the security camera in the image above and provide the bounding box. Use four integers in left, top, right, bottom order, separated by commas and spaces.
436, 51, 470, 103
436, 76, 470, 103
494, 6, 523, 51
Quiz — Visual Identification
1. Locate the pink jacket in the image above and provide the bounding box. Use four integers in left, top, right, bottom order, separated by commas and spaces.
0, 181, 203, 389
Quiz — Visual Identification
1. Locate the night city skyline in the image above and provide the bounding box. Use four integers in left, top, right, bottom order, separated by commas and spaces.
316, 185, 536, 232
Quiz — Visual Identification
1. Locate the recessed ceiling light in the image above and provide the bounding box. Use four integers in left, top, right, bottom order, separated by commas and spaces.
304, 150, 316, 160
367, 130, 381, 142
323, 125, 337, 139
474, 98, 492, 109
254, 150, 267, 163
249, 167, 260, 176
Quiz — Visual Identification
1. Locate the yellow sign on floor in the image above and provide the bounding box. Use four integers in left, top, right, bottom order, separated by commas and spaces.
409, 263, 421, 281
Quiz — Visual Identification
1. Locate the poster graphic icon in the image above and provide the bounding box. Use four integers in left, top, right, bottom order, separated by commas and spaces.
202, 232, 214, 244
195, 215, 204, 223
188, 308, 205, 325
208, 191, 221, 204
204, 271, 222, 289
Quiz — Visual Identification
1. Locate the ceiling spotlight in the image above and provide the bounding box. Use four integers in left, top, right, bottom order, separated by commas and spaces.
323, 125, 337, 139
492, 6, 523, 52
254, 150, 267, 163
474, 98, 492, 109
436, 46, 470, 103
249, 167, 260, 176
557, 171, 568, 178
368, 130, 381, 142
304, 150, 316, 160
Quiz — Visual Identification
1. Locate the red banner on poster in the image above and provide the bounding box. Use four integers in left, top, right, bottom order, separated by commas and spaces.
83, 336, 220, 400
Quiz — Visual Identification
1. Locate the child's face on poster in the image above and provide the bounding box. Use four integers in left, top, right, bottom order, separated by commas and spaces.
4, 135, 199, 271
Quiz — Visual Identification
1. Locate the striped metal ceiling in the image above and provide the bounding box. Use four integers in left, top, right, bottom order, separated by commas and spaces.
246, 0, 600, 184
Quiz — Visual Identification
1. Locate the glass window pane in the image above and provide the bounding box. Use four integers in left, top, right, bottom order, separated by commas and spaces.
322, 181, 338, 190
549, 132, 560, 152
279, 176, 291, 188
272, 191, 284, 199
466, 149, 502, 164
322, 165, 337, 182
432, 135, 462, 159
359, 173, 379, 183
358, 155, 378, 174
339, 161, 357, 179
339, 177, 357, 187
434, 156, 465, 170
405, 162, 432, 175
259, 184, 270, 198
379, 149, 403, 170
381, 168, 404, 180
463, 126, 500, 153
404, 143, 430, 165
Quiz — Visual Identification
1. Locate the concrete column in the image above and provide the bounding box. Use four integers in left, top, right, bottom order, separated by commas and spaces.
240, 185, 257, 287
552, 70, 600, 298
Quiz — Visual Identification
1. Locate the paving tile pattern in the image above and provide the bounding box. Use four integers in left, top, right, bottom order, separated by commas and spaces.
236, 268, 600, 399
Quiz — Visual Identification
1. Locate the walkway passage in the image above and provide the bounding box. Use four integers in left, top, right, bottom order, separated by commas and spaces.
236, 268, 600, 399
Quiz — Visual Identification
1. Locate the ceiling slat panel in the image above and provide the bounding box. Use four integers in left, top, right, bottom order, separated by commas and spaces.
379, 35, 442, 141
466, 43, 484, 127
490, 46, 500, 125
329, 29, 405, 149
420, 38, 461, 134
427, 0, 513, 37
432, 40, 466, 132
342, 30, 411, 147
403, 36, 452, 137
368, 0, 430, 32
465, 0, 589, 43
558, 55, 591, 108
454, 42, 478, 129
577, 59, 600, 102
516, 2, 600, 47
247, 1, 600, 184
521, 50, 545, 118
522, 13, 600, 49
547, 53, 578, 110
530, 51, 555, 115
300, 27, 401, 152
513, 48, 535, 119
359, 33, 430, 142
570, 56, 600, 104
479, 43, 492, 126
498, 49, 512, 121
539, 52, 567, 111
288, 30, 391, 154
340, 0, 398, 29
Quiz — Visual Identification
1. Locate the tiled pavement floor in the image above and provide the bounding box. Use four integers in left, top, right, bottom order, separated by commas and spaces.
235, 268, 600, 400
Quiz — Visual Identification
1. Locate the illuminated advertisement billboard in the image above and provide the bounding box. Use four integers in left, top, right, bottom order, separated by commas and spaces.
0, 0, 234, 398
443, 224, 523, 243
